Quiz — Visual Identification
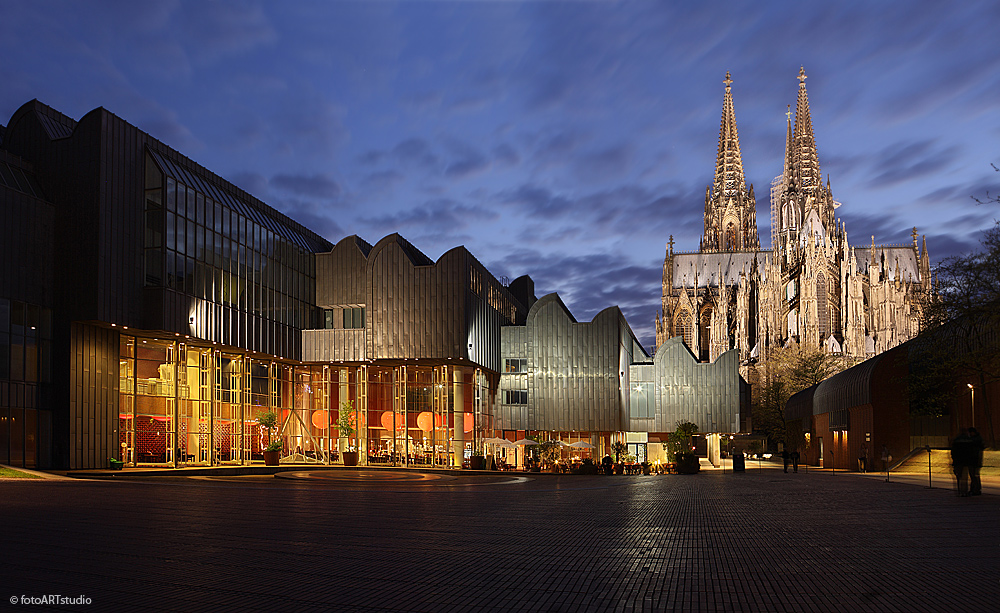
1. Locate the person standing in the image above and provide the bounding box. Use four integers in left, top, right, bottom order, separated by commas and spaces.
791, 450, 800, 473
951, 429, 973, 497
859, 443, 869, 473
968, 427, 985, 496
780, 449, 790, 473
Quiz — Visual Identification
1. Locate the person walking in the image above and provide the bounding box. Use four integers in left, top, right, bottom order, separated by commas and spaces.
791, 450, 800, 473
859, 443, 869, 473
968, 427, 985, 496
780, 449, 790, 473
951, 429, 973, 497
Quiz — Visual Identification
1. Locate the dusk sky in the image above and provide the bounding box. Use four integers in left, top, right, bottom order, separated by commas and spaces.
3, 1, 998, 349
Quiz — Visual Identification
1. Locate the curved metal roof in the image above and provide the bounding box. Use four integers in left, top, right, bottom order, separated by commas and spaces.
812, 352, 886, 415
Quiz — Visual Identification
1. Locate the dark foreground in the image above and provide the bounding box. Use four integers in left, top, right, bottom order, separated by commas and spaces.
1, 468, 997, 612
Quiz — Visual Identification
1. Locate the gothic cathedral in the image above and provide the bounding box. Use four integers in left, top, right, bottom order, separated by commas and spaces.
655, 69, 933, 370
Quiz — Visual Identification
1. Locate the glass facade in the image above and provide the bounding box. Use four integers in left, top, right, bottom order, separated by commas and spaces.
115, 334, 495, 467
0, 298, 52, 467
143, 153, 316, 332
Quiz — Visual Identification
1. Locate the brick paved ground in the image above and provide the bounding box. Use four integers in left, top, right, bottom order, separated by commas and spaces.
1, 466, 997, 612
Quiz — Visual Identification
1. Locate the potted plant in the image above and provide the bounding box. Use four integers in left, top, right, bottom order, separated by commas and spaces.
675, 452, 700, 474
108, 457, 124, 470
263, 439, 282, 466
337, 400, 359, 466
539, 440, 562, 472
611, 440, 627, 474
258, 410, 281, 466
641, 461, 652, 475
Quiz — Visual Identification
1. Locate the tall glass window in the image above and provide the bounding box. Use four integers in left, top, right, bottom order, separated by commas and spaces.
144, 155, 164, 287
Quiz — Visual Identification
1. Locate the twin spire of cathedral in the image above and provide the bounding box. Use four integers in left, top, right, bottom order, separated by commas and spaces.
713, 71, 747, 201
789, 66, 822, 198
700, 72, 759, 253
701, 67, 829, 254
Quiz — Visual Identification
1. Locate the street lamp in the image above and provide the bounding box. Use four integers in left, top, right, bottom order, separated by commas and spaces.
967, 383, 975, 428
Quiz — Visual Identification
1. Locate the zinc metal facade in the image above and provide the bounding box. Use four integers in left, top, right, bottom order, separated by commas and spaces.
500, 295, 742, 435
498, 294, 647, 432
637, 337, 741, 433
306, 233, 527, 375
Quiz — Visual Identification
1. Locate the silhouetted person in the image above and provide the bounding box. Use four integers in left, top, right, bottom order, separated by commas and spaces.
951, 429, 973, 497
780, 449, 790, 473
859, 443, 868, 473
791, 450, 800, 473
968, 427, 985, 496
602, 454, 613, 475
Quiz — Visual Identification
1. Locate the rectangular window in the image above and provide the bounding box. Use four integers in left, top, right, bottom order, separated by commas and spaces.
504, 358, 527, 373
342, 307, 365, 329
504, 390, 528, 405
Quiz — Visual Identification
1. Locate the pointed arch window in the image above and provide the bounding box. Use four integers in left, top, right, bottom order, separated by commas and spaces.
676, 311, 693, 351
699, 309, 712, 361
816, 272, 829, 338
724, 223, 737, 251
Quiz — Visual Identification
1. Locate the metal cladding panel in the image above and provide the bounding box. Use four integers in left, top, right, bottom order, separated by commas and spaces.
301, 328, 366, 363
812, 352, 884, 415
367, 239, 468, 361
315, 236, 370, 308
522, 295, 624, 432
653, 337, 740, 433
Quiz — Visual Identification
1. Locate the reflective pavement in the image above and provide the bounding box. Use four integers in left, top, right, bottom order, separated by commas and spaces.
1, 465, 997, 612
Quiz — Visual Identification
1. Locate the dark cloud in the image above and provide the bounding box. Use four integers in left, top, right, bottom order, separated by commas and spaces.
271, 173, 341, 200
492, 143, 520, 167
496, 184, 574, 219
489, 250, 662, 349
443, 141, 489, 179
358, 199, 499, 236
176, 0, 277, 63
356, 150, 384, 166
273, 198, 346, 243
360, 169, 405, 191
573, 144, 634, 183
867, 139, 960, 188
392, 138, 439, 169
229, 171, 269, 198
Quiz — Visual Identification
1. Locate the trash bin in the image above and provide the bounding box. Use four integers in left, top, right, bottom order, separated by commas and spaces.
733, 451, 745, 472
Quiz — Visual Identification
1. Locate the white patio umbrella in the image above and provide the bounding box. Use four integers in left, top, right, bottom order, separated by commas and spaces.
569, 441, 595, 449
512, 439, 538, 446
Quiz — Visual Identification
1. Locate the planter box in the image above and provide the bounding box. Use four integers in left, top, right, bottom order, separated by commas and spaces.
342, 451, 359, 466
263, 450, 280, 466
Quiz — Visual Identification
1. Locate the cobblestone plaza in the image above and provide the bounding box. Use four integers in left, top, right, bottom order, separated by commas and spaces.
2, 466, 997, 612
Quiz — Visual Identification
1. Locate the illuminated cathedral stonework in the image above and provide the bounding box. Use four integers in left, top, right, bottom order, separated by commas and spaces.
655, 69, 933, 370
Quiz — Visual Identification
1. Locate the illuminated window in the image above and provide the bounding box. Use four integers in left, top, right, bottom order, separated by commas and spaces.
504, 358, 527, 373
505, 390, 528, 405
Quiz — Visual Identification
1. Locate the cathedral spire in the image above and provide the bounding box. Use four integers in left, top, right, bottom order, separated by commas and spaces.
783, 105, 794, 183
713, 71, 747, 201
793, 67, 822, 197
701, 72, 759, 252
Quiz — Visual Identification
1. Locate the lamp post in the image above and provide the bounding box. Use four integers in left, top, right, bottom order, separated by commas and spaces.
968, 383, 975, 428
721, 434, 726, 474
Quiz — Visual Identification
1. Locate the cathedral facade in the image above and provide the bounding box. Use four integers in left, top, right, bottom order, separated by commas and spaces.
655, 69, 933, 369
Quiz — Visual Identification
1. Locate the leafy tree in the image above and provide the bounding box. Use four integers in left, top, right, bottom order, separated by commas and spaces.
914, 216, 1000, 448
663, 420, 698, 462
751, 344, 848, 449
337, 400, 357, 450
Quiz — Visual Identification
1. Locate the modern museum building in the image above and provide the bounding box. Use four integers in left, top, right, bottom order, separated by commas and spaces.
0, 100, 744, 470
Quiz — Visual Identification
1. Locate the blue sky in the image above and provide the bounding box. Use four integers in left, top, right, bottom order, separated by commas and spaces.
3, 1, 999, 349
